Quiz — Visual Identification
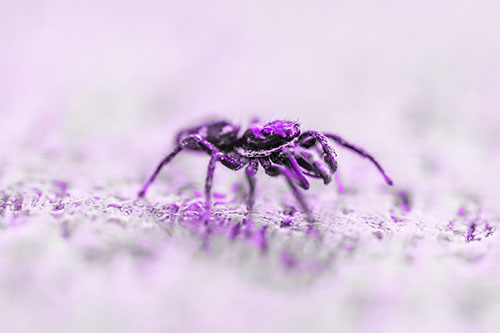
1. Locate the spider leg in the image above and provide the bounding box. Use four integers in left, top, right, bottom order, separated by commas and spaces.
274, 149, 310, 189
205, 152, 248, 219
138, 146, 183, 198
204, 154, 218, 213
245, 159, 259, 214
244, 158, 259, 225
323, 132, 393, 186
292, 146, 346, 194
298, 131, 338, 174
289, 146, 332, 185
138, 134, 218, 198
259, 157, 314, 222
287, 154, 310, 189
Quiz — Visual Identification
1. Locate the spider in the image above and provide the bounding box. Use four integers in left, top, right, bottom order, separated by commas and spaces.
138, 119, 393, 221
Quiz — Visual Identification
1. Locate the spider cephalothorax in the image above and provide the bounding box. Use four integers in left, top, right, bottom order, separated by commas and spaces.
138, 119, 393, 222
239, 120, 301, 153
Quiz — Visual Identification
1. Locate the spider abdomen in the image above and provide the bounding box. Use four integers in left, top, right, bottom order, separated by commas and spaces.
175, 120, 240, 151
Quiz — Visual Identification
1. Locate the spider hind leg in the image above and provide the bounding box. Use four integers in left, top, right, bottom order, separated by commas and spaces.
138, 145, 183, 198
138, 134, 218, 198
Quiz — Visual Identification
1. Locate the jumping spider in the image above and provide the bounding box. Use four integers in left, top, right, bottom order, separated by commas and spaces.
138, 119, 393, 221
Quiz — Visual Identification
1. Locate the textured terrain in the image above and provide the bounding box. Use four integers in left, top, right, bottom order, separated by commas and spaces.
2, 1, 500, 332
1, 137, 499, 332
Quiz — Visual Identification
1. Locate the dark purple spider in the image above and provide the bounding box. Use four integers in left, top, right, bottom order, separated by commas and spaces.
138, 119, 393, 221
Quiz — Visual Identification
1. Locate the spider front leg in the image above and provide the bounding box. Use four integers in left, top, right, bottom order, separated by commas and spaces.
272, 149, 310, 190
323, 132, 393, 186
138, 134, 218, 198
298, 131, 338, 174
296, 144, 345, 194
259, 157, 314, 222
289, 146, 332, 185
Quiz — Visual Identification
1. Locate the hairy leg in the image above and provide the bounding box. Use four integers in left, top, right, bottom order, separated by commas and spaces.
272, 149, 310, 189
245, 159, 259, 214
204, 154, 218, 213
298, 131, 338, 174
204, 153, 248, 220
290, 145, 345, 194
243, 159, 259, 226
138, 134, 218, 198
288, 146, 332, 185
259, 157, 314, 222
323, 132, 393, 186
138, 146, 182, 198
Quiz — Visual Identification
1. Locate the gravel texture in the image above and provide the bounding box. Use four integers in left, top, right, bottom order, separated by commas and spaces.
1, 138, 499, 332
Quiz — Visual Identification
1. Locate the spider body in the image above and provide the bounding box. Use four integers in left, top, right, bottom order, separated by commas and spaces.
139, 119, 393, 222
175, 120, 240, 152
239, 120, 301, 153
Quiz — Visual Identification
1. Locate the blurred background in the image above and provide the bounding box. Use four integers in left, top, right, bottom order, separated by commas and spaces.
1, 0, 499, 199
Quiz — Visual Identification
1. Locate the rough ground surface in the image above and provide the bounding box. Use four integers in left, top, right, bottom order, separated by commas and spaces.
1, 137, 499, 332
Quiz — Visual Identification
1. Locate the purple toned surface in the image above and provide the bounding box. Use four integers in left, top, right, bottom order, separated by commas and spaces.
1, 1, 500, 333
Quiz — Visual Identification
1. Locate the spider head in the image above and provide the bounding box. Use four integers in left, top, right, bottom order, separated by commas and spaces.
241, 120, 301, 151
